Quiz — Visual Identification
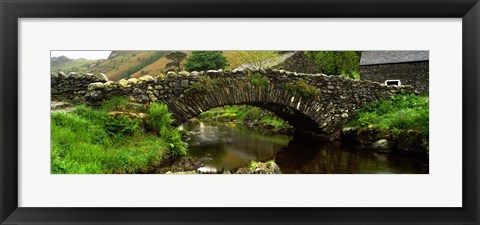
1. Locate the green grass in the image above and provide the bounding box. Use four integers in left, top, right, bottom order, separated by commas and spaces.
51, 58, 97, 73
283, 80, 321, 99
340, 70, 361, 80
346, 94, 429, 141
101, 96, 129, 111
145, 103, 187, 156
51, 100, 187, 174
261, 115, 291, 132
199, 105, 264, 122
248, 73, 269, 87
199, 105, 292, 133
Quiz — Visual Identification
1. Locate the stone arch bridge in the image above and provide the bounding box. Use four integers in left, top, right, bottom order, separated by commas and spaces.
51, 69, 413, 134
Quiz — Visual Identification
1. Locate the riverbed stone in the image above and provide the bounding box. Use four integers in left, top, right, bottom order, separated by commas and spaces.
340, 127, 357, 143
197, 166, 218, 174
371, 139, 390, 152
235, 161, 281, 174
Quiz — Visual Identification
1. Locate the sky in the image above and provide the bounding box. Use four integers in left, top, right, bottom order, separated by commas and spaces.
51, 51, 112, 59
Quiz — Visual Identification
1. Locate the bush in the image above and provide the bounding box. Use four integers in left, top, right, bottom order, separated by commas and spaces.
305, 51, 361, 76
145, 103, 174, 132
283, 80, 321, 99
104, 114, 141, 137
184, 51, 229, 72
184, 76, 212, 96
145, 103, 187, 156
346, 94, 429, 141
101, 96, 129, 111
248, 73, 269, 87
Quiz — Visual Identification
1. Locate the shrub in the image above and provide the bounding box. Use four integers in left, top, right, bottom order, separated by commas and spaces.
184, 51, 229, 72
101, 96, 129, 111
305, 51, 361, 76
283, 80, 321, 99
145, 103, 187, 156
248, 73, 269, 87
145, 103, 174, 132
104, 114, 141, 137
184, 76, 212, 96
346, 94, 429, 141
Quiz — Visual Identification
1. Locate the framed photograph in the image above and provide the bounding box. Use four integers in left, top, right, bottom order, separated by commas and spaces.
1, 0, 479, 224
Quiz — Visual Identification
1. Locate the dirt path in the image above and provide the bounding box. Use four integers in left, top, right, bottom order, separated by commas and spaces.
51, 101, 76, 113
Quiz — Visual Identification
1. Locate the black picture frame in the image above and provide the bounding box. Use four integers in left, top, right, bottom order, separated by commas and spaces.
1, 0, 479, 224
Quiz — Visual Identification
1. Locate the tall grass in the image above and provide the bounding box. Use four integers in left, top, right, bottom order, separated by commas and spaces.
101, 96, 129, 111
346, 94, 429, 141
51, 100, 187, 174
145, 103, 187, 156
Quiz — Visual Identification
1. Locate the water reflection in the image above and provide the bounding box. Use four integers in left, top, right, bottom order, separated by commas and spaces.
276, 135, 428, 174
181, 121, 428, 174
181, 121, 290, 171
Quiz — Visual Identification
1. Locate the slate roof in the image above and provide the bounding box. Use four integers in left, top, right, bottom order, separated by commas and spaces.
360, 51, 429, 66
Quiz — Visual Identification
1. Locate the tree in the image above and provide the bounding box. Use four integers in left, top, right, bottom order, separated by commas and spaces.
305, 51, 361, 77
234, 51, 280, 70
184, 51, 229, 72
165, 51, 187, 71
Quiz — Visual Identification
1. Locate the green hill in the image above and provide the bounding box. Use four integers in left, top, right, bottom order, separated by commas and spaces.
51, 57, 98, 73
52, 51, 244, 81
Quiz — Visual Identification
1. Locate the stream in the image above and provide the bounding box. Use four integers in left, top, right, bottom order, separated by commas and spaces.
180, 121, 428, 174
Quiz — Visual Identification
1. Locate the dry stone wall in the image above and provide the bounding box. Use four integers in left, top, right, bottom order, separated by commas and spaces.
51, 72, 109, 100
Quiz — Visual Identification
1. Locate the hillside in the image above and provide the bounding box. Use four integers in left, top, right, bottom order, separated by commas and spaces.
52, 51, 249, 81
51, 57, 98, 73
130, 51, 192, 78
88, 51, 162, 81
80, 51, 191, 81
51, 56, 72, 67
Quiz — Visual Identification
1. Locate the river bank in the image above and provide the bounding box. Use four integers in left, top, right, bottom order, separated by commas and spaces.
197, 105, 294, 135
50, 98, 186, 174
341, 94, 429, 156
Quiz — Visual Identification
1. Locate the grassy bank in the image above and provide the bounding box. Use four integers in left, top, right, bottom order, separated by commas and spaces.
344, 94, 429, 151
51, 98, 187, 174
198, 105, 292, 134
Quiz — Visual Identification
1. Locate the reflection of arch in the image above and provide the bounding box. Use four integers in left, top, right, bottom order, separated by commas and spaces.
166, 83, 331, 133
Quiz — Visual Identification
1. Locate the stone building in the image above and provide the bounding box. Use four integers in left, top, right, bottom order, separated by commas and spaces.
277, 51, 321, 74
360, 51, 429, 93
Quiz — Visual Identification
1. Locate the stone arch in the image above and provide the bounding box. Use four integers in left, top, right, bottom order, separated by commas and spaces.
165, 83, 333, 133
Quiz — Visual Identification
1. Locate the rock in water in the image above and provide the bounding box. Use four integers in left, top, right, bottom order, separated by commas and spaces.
235, 161, 281, 174
197, 166, 218, 174
372, 139, 390, 152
